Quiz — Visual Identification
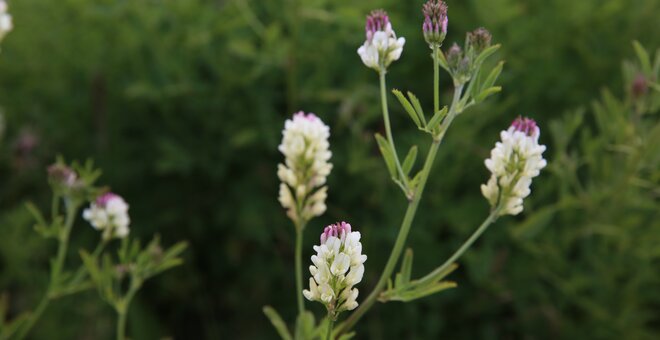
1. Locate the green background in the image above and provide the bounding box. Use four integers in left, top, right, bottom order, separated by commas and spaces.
0, 0, 659, 339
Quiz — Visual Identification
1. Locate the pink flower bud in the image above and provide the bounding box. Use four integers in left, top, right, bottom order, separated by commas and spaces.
365, 9, 389, 42
510, 116, 539, 137
320, 221, 352, 244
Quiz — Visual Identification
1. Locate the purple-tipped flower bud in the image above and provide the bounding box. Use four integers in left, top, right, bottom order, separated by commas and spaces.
631, 74, 648, 99
466, 27, 492, 54
365, 9, 390, 42
320, 221, 352, 244
422, 0, 448, 47
511, 116, 539, 137
47, 163, 77, 188
446, 43, 462, 68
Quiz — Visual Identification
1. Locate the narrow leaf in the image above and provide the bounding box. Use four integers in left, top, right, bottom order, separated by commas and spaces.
263, 306, 293, 340
476, 86, 502, 102
402, 146, 418, 176
481, 61, 504, 90
375, 133, 397, 178
473, 44, 501, 67
400, 248, 414, 285
436, 49, 450, 71
392, 89, 421, 128
632, 40, 652, 74
426, 106, 449, 132
407, 92, 427, 125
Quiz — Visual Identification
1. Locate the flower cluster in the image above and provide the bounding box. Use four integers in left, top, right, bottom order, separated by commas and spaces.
0, 0, 12, 43
303, 222, 366, 318
357, 9, 406, 71
466, 27, 492, 55
277, 112, 332, 226
83, 192, 131, 239
422, 0, 448, 47
481, 117, 547, 216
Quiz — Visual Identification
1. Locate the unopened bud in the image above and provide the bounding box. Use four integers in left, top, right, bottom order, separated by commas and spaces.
466, 27, 492, 55
631, 74, 648, 99
47, 163, 77, 188
422, 0, 448, 47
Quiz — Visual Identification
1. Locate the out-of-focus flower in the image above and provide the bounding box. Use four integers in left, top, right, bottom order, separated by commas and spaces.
277, 112, 332, 226
83, 192, 130, 239
466, 27, 492, 55
303, 222, 367, 318
481, 117, 547, 216
422, 0, 448, 47
357, 9, 406, 71
0, 1, 12, 43
47, 163, 77, 188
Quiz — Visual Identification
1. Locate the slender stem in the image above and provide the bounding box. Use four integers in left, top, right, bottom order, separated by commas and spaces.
116, 307, 127, 340
295, 225, 305, 315
17, 201, 79, 340
325, 314, 335, 340
433, 45, 440, 114
379, 69, 409, 191
415, 207, 500, 287
339, 82, 465, 334
116, 279, 140, 340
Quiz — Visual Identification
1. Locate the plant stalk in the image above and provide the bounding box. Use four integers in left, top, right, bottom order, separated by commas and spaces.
379, 68, 409, 191
339, 61, 464, 333
295, 223, 305, 316
415, 206, 501, 287
17, 201, 79, 340
325, 314, 335, 340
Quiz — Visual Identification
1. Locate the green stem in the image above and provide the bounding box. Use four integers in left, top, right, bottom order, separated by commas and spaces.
17, 201, 79, 340
339, 82, 465, 334
415, 207, 501, 287
295, 225, 305, 316
116, 307, 127, 340
433, 45, 440, 114
116, 279, 140, 340
379, 68, 409, 191
325, 314, 335, 340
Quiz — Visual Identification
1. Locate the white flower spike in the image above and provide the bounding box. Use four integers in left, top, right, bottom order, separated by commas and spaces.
303, 222, 367, 318
357, 9, 406, 71
277, 111, 332, 226
83, 192, 131, 239
0, 0, 12, 43
481, 116, 547, 216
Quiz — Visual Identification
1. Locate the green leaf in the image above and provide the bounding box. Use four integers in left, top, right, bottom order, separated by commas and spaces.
402, 146, 418, 176
375, 133, 397, 179
632, 40, 652, 74
294, 310, 316, 340
473, 44, 501, 67
263, 306, 293, 340
476, 86, 502, 102
398, 281, 457, 302
407, 91, 427, 126
481, 61, 504, 90
436, 49, 450, 71
400, 248, 414, 285
392, 89, 421, 128
426, 106, 449, 132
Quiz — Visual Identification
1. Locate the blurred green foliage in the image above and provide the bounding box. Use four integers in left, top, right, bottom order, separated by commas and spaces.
0, 0, 658, 338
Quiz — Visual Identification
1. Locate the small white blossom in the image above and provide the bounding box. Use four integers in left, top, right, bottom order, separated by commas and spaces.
481, 117, 547, 216
83, 192, 130, 239
0, 1, 12, 43
357, 9, 405, 71
303, 222, 367, 318
278, 111, 332, 225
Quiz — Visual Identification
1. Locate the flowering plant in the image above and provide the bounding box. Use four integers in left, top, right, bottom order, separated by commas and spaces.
264, 1, 547, 339
0, 159, 186, 340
